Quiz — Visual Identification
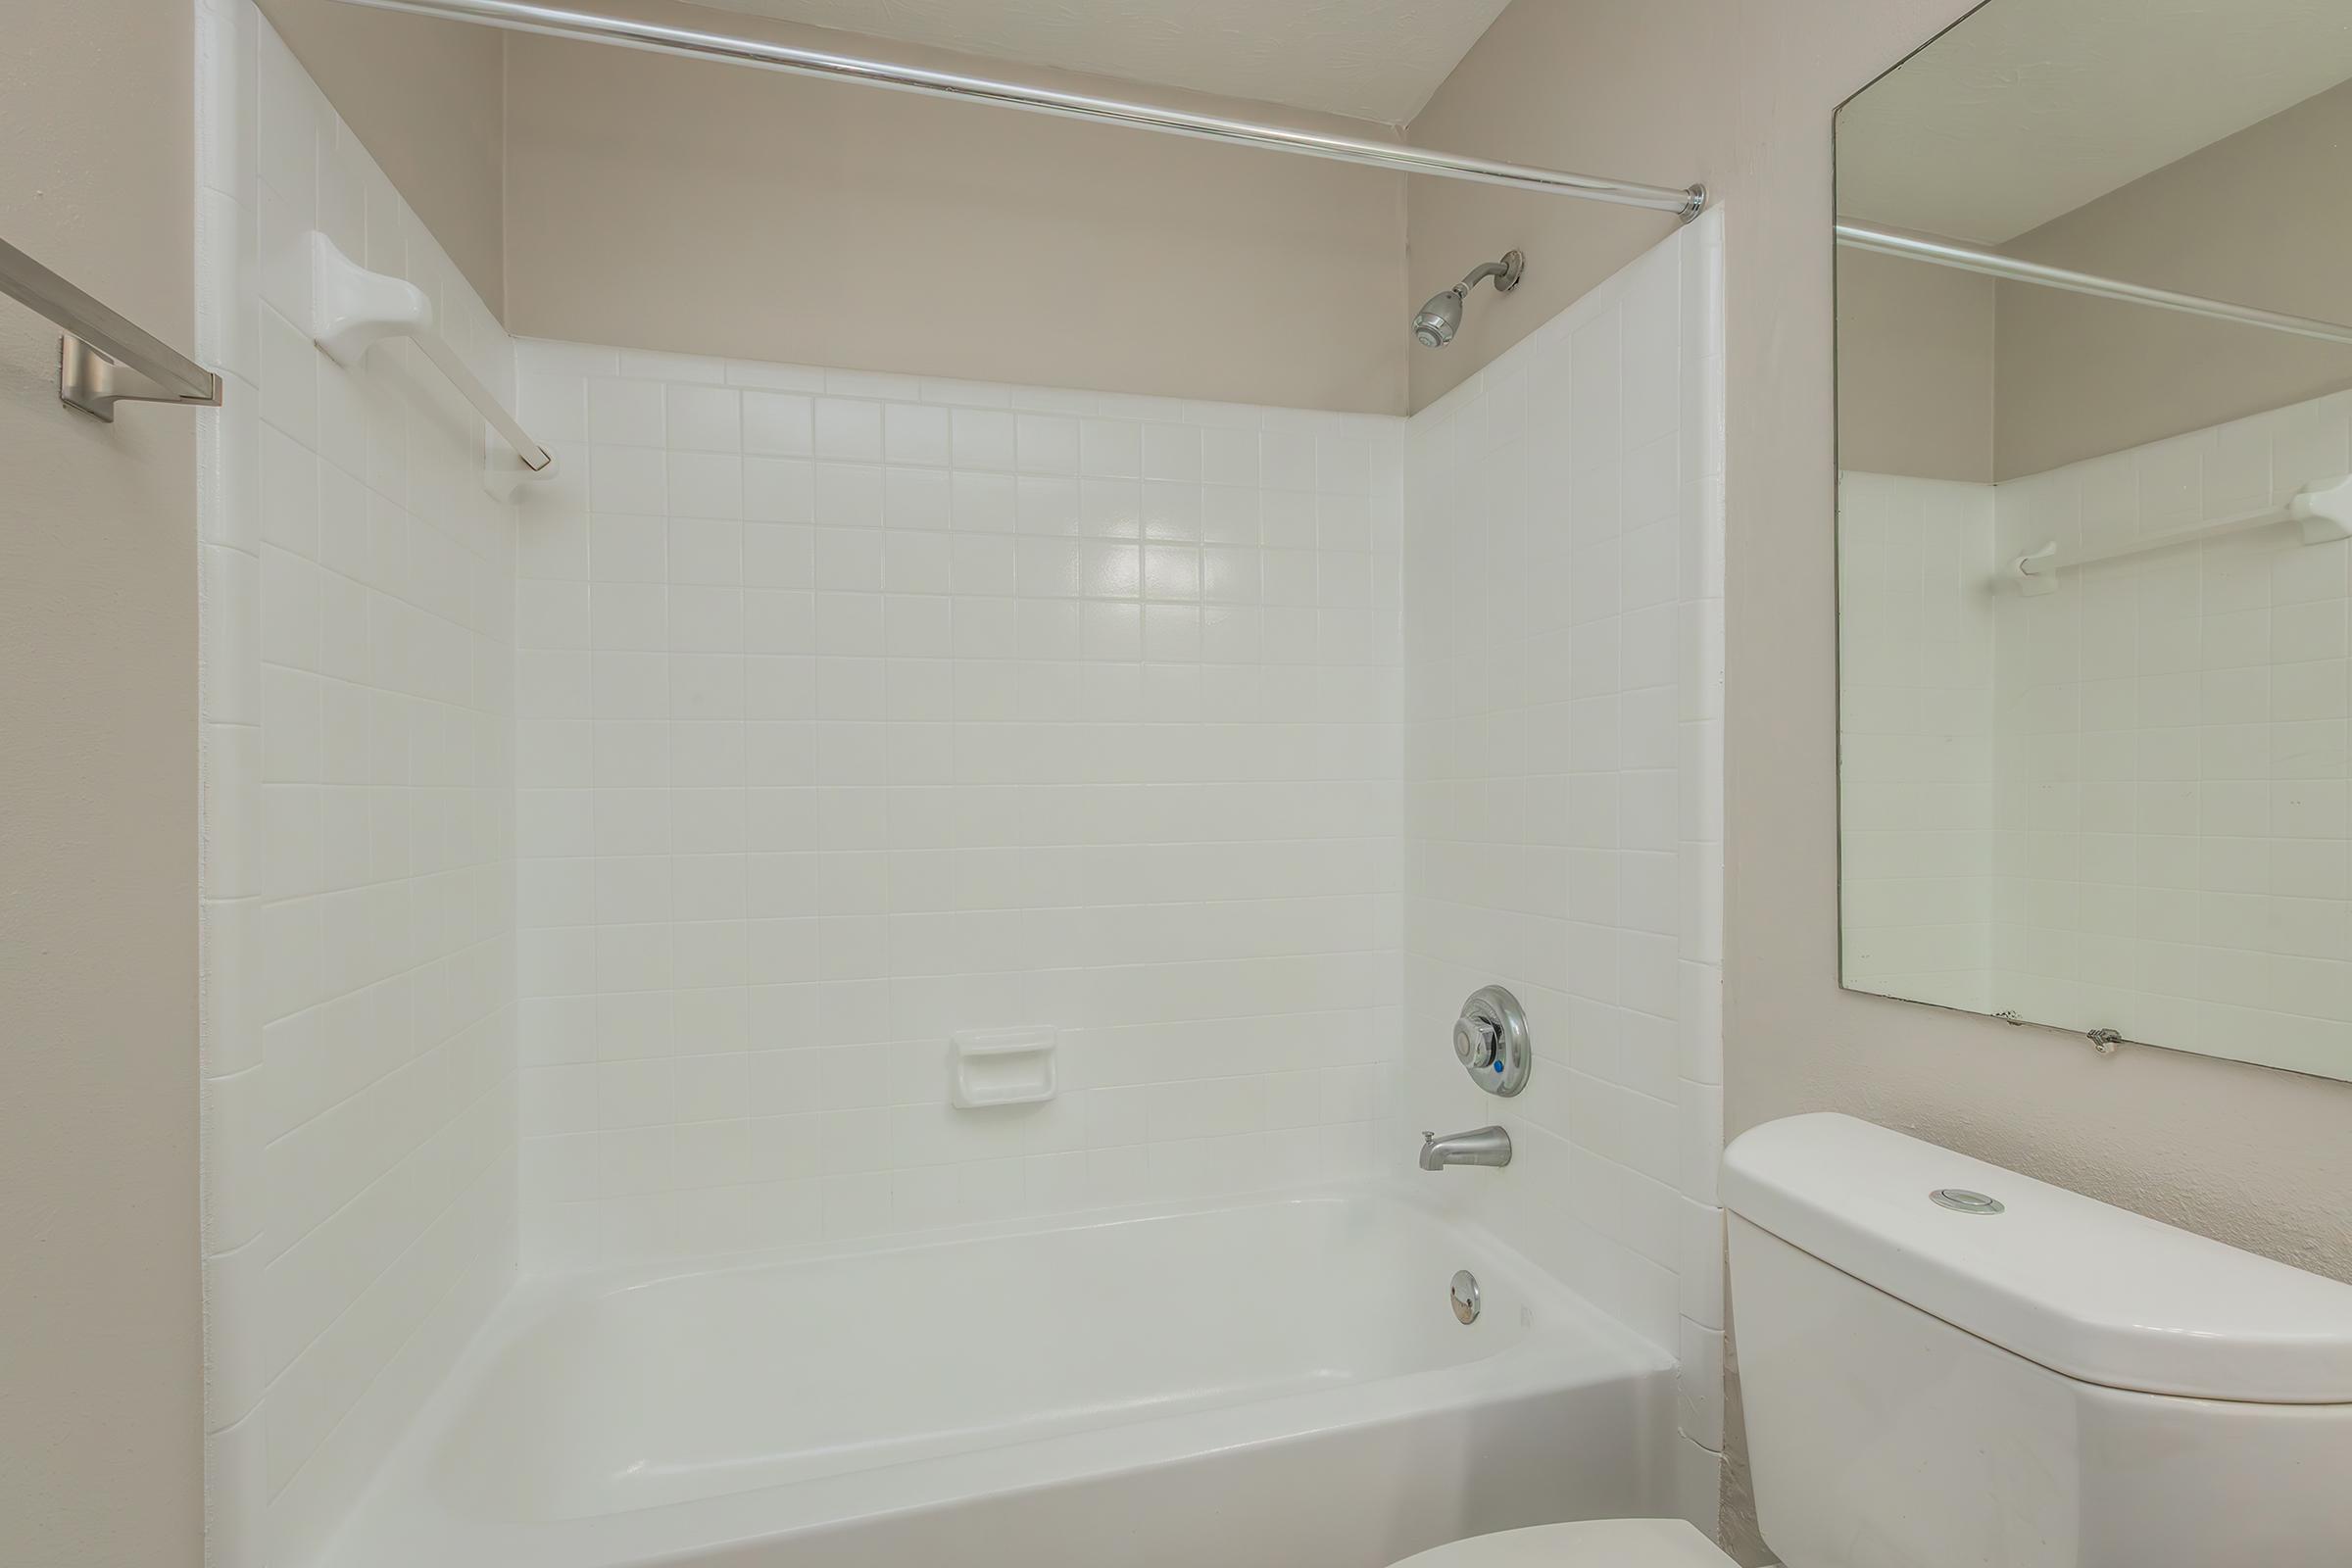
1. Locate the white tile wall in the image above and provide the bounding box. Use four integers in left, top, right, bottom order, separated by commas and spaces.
1990, 393, 2352, 1075
197, 5, 519, 1563
1401, 213, 1727, 1528
1838, 473, 1999, 1011
511, 341, 1405, 1262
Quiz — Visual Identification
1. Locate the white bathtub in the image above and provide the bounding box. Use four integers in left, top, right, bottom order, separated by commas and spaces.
326, 1188, 1676, 1568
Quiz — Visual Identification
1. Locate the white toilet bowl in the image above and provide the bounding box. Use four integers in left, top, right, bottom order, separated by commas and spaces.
1387, 1519, 1731, 1567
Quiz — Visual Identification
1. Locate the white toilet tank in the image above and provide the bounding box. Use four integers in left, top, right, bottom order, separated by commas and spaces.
1722, 1114, 2352, 1568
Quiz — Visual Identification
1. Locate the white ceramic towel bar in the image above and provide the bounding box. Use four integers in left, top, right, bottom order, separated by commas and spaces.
2010, 473, 2352, 595
308, 232, 555, 500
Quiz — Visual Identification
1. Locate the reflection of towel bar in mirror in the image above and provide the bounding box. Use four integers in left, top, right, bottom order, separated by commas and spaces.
1838, 220, 2352, 349
2009, 474, 2352, 596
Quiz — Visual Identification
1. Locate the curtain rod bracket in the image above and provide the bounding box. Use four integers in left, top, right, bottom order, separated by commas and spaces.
59, 335, 222, 421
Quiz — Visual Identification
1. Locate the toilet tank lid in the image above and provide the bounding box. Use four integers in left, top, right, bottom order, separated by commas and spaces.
1721, 1113, 2352, 1404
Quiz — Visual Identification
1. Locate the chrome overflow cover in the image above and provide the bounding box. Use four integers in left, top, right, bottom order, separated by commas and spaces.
1450, 1269, 1481, 1325
1932, 1188, 2004, 1215
1453, 985, 1531, 1097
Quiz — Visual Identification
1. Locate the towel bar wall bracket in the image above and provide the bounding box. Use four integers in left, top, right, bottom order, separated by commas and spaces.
312, 233, 436, 368
59, 335, 225, 420
307, 232, 555, 499
1, 235, 224, 421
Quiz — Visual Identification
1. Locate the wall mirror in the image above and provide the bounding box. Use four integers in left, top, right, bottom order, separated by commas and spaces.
1836, 0, 2352, 1081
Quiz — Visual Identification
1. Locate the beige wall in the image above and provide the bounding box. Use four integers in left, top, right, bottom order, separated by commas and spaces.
255, 0, 1408, 411
0, 3, 203, 1565
1995, 76, 2352, 478
502, 0, 1407, 413
1411, 0, 2352, 1559
1836, 245, 1994, 481
255, 0, 507, 315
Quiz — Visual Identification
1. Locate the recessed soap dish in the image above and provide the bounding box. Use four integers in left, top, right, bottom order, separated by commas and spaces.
950, 1026, 1058, 1108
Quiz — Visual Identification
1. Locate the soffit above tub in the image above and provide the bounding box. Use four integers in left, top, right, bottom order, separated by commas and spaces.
1838, 0, 2352, 243
679, 0, 1513, 124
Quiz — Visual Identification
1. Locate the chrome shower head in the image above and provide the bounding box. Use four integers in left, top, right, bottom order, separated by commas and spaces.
1412, 250, 1525, 348
1414, 289, 1466, 349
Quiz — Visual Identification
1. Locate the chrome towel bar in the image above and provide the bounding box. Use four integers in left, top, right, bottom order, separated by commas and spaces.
0, 236, 223, 420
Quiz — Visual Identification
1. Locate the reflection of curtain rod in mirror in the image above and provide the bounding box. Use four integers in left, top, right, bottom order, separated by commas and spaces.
1837, 220, 2352, 348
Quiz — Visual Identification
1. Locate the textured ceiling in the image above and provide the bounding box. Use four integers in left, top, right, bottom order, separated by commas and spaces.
684, 0, 1514, 124
1838, 0, 2352, 242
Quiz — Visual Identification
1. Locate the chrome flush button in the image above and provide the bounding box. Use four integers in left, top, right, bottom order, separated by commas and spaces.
1932, 1188, 2005, 1214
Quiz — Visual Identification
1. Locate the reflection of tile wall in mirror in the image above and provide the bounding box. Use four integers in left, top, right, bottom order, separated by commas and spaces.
1842, 385, 2352, 1077
1986, 391, 2352, 1077
1838, 473, 1997, 1014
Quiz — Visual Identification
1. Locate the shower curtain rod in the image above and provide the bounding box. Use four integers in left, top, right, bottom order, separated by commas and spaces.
1838, 220, 2352, 349
328, 0, 1708, 219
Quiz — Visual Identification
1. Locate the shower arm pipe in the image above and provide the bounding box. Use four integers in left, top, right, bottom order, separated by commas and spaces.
327, 0, 1708, 219
1454, 258, 1514, 293
1838, 220, 2352, 349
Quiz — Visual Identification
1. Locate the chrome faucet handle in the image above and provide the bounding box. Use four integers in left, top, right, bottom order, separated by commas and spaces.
1450, 986, 1530, 1097
1453, 1015, 1499, 1068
